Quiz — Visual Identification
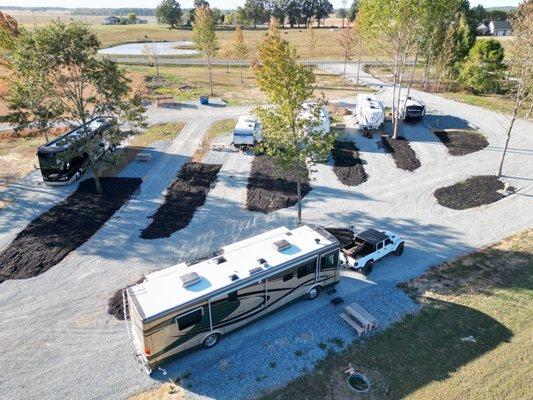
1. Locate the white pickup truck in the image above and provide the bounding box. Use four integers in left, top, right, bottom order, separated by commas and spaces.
339, 228, 404, 275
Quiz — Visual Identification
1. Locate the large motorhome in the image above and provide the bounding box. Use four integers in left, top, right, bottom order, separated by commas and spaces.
355, 94, 385, 131
37, 116, 116, 184
124, 225, 341, 373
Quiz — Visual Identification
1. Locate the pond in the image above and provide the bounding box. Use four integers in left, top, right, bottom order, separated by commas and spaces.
98, 41, 199, 56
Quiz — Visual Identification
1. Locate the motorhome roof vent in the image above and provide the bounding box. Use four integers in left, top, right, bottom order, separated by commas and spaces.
257, 257, 267, 264
180, 272, 201, 288
286, 232, 293, 236
229, 274, 239, 281
214, 256, 227, 265
273, 239, 291, 252
249, 266, 263, 275
315, 238, 321, 243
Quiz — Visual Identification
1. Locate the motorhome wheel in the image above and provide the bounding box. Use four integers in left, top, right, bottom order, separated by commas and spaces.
202, 333, 220, 349
307, 286, 320, 300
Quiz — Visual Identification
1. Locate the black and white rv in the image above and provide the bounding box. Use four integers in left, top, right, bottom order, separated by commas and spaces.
124, 225, 341, 373
37, 117, 117, 184
399, 96, 426, 122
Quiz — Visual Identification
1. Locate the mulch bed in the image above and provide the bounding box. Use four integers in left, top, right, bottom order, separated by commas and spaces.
332, 141, 367, 186
324, 227, 355, 247
246, 155, 311, 213
434, 175, 505, 210
0, 177, 142, 284
434, 130, 489, 156
381, 136, 421, 171
140, 162, 222, 239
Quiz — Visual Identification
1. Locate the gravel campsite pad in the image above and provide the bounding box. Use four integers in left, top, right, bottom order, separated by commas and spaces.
434, 130, 489, 156
0, 177, 142, 284
246, 155, 311, 213
331, 141, 368, 186
381, 136, 421, 171
140, 162, 222, 239
434, 175, 505, 210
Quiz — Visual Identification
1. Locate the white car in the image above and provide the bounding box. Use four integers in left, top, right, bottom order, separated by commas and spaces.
340, 228, 404, 275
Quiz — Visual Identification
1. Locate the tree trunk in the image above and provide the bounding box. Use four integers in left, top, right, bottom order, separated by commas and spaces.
356, 48, 361, 85
296, 175, 302, 225
207, 57, 213, 96
343, 51, 347, 78
226, 60, 229, 73
497, 118, 515, 177
405, 50, 419, 99
240, 65, 243, 83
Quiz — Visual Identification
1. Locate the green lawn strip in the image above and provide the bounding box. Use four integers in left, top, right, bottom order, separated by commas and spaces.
262, 231, 533, 400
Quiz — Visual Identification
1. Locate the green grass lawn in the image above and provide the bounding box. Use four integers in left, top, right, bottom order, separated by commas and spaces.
439, 92, 516, 115
262, 230, 533, 400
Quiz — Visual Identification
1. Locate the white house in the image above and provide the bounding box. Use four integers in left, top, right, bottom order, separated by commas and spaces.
476, 23, 489, 36
489, 20, 512, 36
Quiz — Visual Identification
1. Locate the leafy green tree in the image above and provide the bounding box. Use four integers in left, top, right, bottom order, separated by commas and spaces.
459, 39, 506, 93
270, 0, 288, 27
470, 4, 486, 23
211, 8, 222, 25
244, 0, 267, 28
356, 0, 423, 138
253, 27, 335, 224
314, 0, 334, 27
4, 20, 145, 193
347, 0, 359, 22
156, 0, 182, 28
286, 0, 302, 28
127, 12, 137, 23
192, 5, 218, 96
498, 0, 532, 176
301, 0, 315, 27
233, 25, 249, 83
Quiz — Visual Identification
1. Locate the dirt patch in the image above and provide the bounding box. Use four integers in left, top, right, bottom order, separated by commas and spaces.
140, 162, 221, 239
0, 177, 141, 283
129, 383, 186, 400
381, 136, 421, 171
434, 130, 489, 156
108, 277, 145, 320
324, 227, 355, 247
246, 155, 311, 213
331, 141, 367, 186
434, 175, 505, 210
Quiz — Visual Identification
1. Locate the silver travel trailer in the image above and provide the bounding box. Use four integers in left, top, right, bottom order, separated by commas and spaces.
124, 225, 341, 373
233, 115, 261, 149
355, 94, 385, 131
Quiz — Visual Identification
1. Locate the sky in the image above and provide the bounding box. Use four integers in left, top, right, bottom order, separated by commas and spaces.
0, 1, 522, 9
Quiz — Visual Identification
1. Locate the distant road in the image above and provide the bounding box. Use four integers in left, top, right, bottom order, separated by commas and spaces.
106, 57, 387, 67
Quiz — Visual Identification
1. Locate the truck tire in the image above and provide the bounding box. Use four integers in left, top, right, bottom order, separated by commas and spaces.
307, 286, 320, 300
395, 243, 404, 256
363, 261, 374, 276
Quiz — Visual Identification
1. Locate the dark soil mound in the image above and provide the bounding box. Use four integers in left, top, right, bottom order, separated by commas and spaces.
246, 155, 311, 213
434, 130, 489, 156
434, 175, 505, 210
381, 136, 421, 171
331, 141, 367, 186
324, 227, 355, 247
108, 277, 145, 320
0, 177, 142, 284
141, 162, 221, 239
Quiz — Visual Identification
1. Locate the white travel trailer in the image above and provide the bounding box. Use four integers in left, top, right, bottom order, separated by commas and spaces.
124, 225, 341, 373
233, 115, 261, 149
355, 94, 385, 131
399, 96, 426, 122
299, 101, 331, 135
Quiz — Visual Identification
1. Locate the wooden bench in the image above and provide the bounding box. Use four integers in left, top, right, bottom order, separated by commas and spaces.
340, 313, 365, 336
349, 302, 378, 328
136, 152, 152, 162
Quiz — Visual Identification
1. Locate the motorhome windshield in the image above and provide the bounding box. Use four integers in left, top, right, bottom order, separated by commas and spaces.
38, 154, 63, 170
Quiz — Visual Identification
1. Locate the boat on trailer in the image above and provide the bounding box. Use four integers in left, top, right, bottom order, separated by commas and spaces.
355, 94, 385, 131
124, 225, 341, 373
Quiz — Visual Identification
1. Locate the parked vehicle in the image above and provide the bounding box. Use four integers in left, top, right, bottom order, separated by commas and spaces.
355, 94, 385, 131
124, 225, 341, 373
299, 101, 331, 135
340, 228, 404, 275
233, 115, 261, 149
37, 117, 117, 184
399, 96, 426, 122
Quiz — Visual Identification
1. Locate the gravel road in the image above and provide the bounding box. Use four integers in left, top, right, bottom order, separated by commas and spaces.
0, 66, 531, 400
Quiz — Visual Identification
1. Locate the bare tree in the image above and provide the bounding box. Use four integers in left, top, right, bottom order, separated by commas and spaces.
143, 38, 160, 79
497, 1, 532, 177
339, 24, 357, 78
